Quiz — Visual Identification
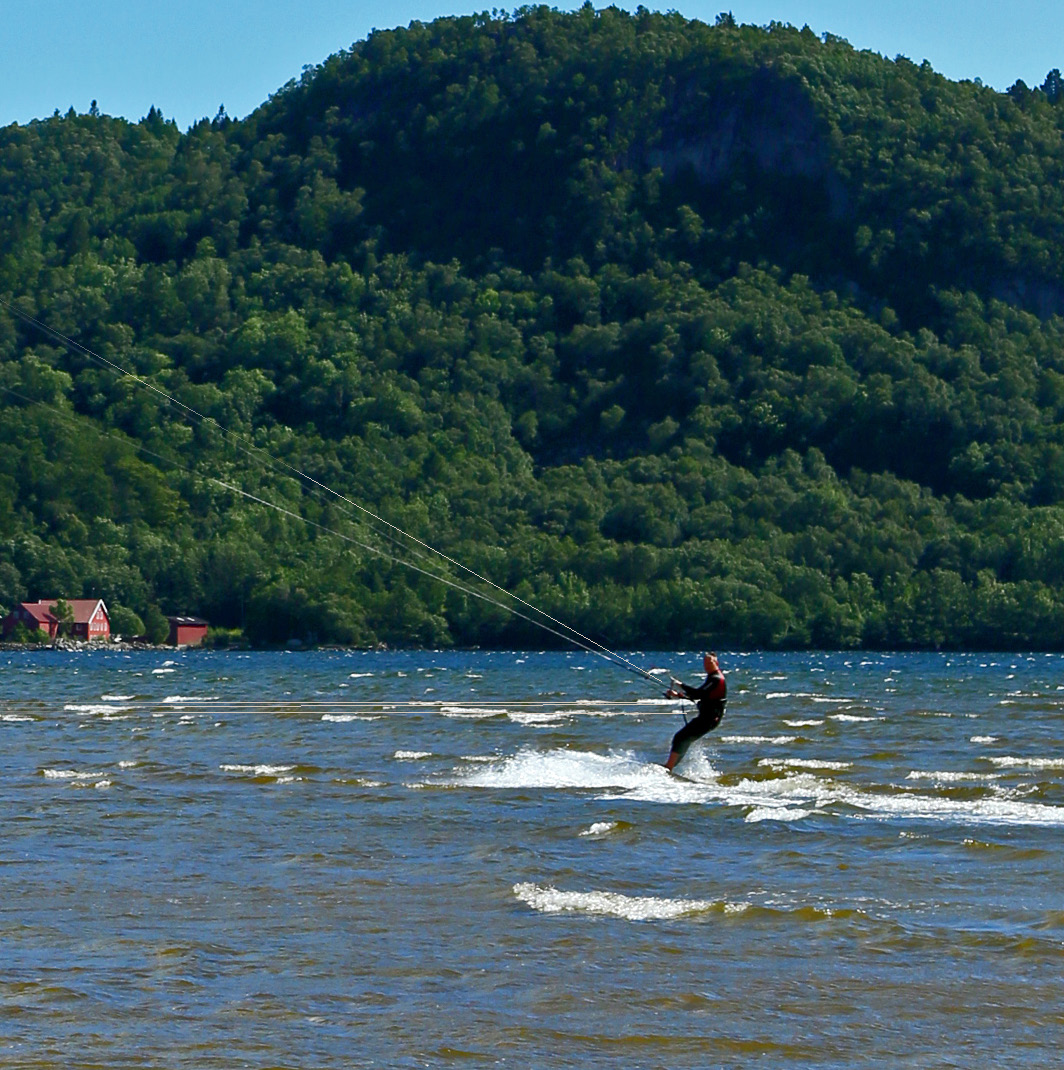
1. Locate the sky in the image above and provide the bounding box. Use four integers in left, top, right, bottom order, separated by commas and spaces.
1, 0, 1060, 130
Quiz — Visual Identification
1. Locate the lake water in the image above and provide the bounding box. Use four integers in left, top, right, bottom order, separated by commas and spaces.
1, 648, 1062, 1068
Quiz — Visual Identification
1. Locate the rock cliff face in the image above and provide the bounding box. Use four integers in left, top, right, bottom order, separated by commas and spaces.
649, 71, 818, 177
644, 67, 848, 215
990, 277, 1064, 320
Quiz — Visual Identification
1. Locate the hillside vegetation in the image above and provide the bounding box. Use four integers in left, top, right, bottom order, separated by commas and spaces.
4, 6, 1064, 648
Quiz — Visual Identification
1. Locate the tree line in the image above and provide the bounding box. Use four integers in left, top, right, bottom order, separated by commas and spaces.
4, 6, 1064, 648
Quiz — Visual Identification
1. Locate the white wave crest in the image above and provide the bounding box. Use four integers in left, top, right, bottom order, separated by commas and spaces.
513, 882, 737, 921
580, 821, 619, 836
219, 763, 295, 777
851, 789, 1064, 826
449, 746, 1064, 828
986, 756, 1064, 770
64, 704, 132, 715
906, 770, 1001, 782
759, 758, 852, 771
459, 748, 665, 791
440, 706, 502, 719
719, 735, 798, 745
508, 711, 572, 726
745, 806, 815, 823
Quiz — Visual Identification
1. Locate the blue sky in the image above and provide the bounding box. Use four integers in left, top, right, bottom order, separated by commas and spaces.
2, 0, 1059, 129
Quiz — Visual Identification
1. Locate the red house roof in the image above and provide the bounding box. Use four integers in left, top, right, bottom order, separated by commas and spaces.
2, 599, 110, 640
26, 599, 109, 625
19, 602, 57, 627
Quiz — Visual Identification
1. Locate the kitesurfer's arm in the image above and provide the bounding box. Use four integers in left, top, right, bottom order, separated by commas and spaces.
665, 677, 686, 700
677, 672, 726, 703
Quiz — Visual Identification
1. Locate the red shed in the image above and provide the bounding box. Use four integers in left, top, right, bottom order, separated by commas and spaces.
1, 599, 110, 640
167, 616, 209, 647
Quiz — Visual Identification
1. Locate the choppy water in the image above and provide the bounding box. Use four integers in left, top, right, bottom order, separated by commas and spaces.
1, 648, 1062, 1068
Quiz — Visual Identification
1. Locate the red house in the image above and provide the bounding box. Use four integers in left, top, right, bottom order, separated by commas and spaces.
2, 599, 110, 641
167, 616, 208, 647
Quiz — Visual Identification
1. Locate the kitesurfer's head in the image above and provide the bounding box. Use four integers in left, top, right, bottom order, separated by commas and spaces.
703, 652, 719, 674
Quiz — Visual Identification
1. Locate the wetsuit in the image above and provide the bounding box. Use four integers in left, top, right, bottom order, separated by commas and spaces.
670, 669, 727, 762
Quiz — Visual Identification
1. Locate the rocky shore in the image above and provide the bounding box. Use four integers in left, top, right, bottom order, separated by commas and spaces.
0, 638, 180, 652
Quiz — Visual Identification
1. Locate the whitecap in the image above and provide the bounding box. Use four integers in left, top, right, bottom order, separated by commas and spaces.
580, 821, 618, 836
64, 704, 132, 716
508, 711, 571, 726
321, 713, 381, 722
348, 672, 374, 678
219, 763, 295, 777
394, 750, 432, 760
513, 882, 734, 921
848, 788, 1064, 826
163, 695, 217, 703
985, 756, 1064, 770
101, 694, 135, 701
151, 668, 176, 675
745, 806, 815, 823
905, 770, 1001, 782
970, 735, 998, 744
829, 714, 882, 723
459, 748, 658, 791
719, 735, 798, 745
759, 758, 852, 771
783, 719, 824, 728
440, 706, 501, 719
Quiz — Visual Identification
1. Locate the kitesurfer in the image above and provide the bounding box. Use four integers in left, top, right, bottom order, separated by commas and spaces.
663, 653, 726, 771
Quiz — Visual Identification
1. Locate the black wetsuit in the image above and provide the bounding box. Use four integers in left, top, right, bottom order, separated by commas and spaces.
670, 670, 727, 761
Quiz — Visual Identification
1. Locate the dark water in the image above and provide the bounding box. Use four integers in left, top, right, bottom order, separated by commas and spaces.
1, 648, 1062, 1068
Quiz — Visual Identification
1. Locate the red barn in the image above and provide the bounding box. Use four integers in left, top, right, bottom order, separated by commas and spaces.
1, 599, 110, 641
167, 616, 208, 647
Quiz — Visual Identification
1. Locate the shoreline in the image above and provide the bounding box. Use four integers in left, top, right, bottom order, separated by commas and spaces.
1, 640, 1061, 655
0, 639, 197, 653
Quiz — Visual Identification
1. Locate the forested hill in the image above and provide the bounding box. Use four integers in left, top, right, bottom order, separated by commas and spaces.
5, 7, 1064, 649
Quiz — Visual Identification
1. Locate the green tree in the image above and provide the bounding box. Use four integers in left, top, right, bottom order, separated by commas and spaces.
109, 604, 145, 638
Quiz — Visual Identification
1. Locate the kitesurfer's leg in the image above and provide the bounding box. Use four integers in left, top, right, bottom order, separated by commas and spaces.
663, 704, 725, 770
664, 719, 700, 769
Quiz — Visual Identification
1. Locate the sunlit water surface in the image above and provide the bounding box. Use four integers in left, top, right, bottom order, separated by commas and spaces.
1, 649, 1062, 1068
